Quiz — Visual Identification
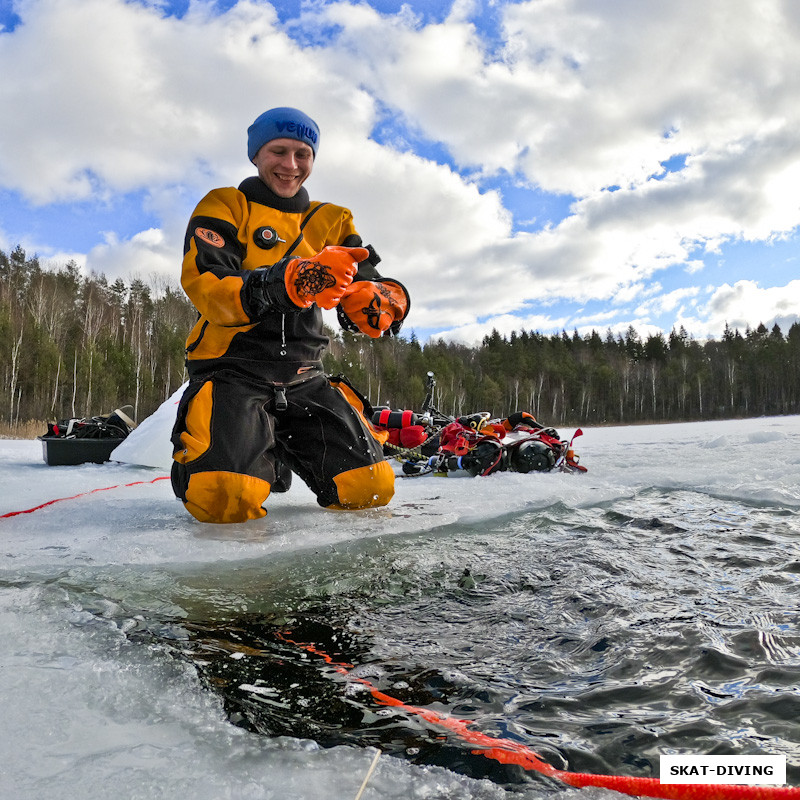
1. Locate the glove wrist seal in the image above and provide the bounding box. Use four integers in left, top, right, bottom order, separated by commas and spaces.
241, 258, 302, 319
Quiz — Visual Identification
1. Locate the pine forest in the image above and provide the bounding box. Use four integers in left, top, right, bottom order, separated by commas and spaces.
2, 246, 800, 435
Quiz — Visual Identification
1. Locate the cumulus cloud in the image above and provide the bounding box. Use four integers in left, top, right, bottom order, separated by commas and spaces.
85, 227, 175, 283
430, 311, 571, 347
635, 286, 702, 318
697, 279, 800, 336
1, 0, 799, 343
291, 0, 800, 336
0, 0, 341, 199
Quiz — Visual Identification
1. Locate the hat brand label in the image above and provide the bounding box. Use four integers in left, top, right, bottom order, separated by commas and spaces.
275, 120, 318, 145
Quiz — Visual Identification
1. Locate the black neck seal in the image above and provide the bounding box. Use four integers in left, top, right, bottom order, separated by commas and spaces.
238, 176, 311, 213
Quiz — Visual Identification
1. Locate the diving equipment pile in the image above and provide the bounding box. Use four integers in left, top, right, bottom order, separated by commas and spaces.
372, 372, 587, 477
39, 406, 137, 466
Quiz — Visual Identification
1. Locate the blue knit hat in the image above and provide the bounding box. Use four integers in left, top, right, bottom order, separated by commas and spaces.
247, 107, 320, 161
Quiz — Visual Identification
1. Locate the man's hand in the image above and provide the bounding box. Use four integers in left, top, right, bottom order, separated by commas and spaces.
337, 278, 410, 338
284, 246, 368, 310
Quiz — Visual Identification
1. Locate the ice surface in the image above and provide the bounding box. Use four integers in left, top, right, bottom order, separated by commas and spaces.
2, 414, 800, 799
5, 415, 800, 570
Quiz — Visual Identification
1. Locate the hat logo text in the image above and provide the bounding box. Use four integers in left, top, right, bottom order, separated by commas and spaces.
275, 120, 318, 144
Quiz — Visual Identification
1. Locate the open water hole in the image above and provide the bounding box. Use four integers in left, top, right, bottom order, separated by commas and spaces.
10, 487, 800, 795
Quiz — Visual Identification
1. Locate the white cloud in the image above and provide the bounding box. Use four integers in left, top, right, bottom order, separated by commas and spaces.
429, 311, 571, 347
86, 227, 175, 285
298, 0, 800, 332
0, 0, 317, 200
634, 286, 702, 318
1, 0, 799, 345
698, 279, 800, 337
1, 0, 516, 298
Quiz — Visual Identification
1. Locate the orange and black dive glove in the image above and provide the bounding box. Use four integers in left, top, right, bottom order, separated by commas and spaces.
336, 278, 410, 338
242, 246, 367, 318
284, 246, 367, 309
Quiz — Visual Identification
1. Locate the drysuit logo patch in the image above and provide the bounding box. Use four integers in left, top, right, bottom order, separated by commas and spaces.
195, 227, 225, 248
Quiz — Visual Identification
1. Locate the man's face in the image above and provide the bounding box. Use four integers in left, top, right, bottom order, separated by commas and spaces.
253, 138, 314, 198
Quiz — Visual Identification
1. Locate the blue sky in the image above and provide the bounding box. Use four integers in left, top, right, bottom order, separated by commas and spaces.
1, 0, 799, 345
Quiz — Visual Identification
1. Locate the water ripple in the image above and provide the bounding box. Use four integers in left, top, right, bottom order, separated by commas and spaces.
49, 487, 800, 791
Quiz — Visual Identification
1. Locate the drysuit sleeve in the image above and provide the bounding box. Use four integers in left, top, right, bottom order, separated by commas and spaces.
181, 188, 254, 327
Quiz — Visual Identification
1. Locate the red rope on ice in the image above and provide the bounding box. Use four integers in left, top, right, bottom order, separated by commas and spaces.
0, 476, 170, 519
276, 632, 800, 800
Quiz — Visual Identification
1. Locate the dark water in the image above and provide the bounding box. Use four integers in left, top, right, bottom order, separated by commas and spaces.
59, 488, 800, 793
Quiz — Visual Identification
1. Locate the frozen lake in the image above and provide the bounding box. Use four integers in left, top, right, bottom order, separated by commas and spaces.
1, 415, 799, 799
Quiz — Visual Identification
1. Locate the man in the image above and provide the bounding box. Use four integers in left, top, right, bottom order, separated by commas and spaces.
171, 107, 409, 524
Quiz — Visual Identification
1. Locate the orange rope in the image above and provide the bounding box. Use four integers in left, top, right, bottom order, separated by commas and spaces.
0, 476, 170, 518
277, 632, 799, 800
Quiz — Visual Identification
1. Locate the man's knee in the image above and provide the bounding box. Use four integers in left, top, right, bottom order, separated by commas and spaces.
326, 460, 395, 510
173, 464, 270, 523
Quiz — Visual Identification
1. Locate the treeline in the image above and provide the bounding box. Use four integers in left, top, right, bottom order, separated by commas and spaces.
328, 320, 800, 426
2, 246, 800, 431
0, 246, 196, 427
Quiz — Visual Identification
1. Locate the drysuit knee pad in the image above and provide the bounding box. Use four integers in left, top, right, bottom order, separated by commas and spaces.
181, 470, 270, 524
328, 460, 395, 510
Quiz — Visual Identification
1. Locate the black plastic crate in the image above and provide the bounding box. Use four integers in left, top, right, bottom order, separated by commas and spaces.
39, 436, 122, 466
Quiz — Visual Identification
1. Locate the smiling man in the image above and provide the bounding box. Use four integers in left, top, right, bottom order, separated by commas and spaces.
254, 137, 313, 198
170, 107, 410, 524
250, 112, 316, 198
